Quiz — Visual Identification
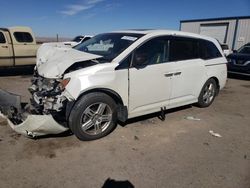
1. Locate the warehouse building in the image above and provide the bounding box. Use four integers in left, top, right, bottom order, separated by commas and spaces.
180, 16, 250, 50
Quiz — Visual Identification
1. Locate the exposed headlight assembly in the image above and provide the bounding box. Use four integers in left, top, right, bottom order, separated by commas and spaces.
58, 78, 71, 90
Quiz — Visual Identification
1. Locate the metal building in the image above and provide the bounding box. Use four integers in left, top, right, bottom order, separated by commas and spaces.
180, 16, 250, 50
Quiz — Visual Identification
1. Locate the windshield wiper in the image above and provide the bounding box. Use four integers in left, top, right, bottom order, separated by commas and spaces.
95, 57, 112, 63
91, 59, 100, 64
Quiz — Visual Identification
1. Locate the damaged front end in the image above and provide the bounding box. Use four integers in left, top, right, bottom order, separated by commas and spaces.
29, 70, 69, 115
0, 71, 70, 138
1, 44, 104, 138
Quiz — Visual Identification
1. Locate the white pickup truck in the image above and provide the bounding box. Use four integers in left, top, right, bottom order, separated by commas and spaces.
0, 26, 39, 67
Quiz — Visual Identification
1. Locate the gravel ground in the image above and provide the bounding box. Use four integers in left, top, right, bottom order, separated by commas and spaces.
0, 74, 249, 188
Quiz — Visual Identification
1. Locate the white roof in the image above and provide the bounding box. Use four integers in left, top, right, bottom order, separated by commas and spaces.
111, 29, 216, 41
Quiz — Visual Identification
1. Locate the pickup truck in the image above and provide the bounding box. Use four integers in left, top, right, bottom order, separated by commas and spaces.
0, 26, 39, 67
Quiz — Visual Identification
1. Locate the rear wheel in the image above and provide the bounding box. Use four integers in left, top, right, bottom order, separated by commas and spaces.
197, 79, 217, 108
69, 92, 117, 141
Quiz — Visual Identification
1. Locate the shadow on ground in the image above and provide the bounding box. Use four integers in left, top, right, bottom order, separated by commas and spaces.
119, 105, 192, 127
31, 130, 74, 140
102, 178, 134, 188
228, 73, 250, 81
24, 105, 192, 140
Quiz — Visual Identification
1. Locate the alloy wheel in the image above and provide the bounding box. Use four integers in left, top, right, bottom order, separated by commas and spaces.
80, 102, 112, 136
202, 83, 215, 104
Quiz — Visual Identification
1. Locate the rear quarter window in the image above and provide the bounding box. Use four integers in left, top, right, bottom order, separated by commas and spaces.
199, 40, 222, 60
14, 32, 33, 43
0, 32, 6, 43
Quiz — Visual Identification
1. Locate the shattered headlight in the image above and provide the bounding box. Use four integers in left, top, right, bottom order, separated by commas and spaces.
58, 78, 71, 90
38, 78, 58, 91
40, 77, 70, 92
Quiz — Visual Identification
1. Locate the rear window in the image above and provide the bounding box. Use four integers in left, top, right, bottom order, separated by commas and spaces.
221, 44, 229, 50
14, 32, 33, 43
0, 32, 6, 43
199, 40, 222, 59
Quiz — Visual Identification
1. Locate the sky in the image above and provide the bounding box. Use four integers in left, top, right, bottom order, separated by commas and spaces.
1, 0, 249, 38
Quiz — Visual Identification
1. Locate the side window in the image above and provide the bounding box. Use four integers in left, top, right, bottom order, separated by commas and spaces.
169, 38, 199, 61
199, 40, 222, 60
116, 54, 132, 70
0, 32, 6, 43
132, 37, 168, 67
14, 32, 33, 43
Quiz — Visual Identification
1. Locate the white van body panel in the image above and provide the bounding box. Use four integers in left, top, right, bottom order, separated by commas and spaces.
35, 29, 227, 120
64, 63, 129, 108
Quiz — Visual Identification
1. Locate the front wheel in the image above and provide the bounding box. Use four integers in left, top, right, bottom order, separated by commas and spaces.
197, 79, 217, 108
69, 92, 117, 141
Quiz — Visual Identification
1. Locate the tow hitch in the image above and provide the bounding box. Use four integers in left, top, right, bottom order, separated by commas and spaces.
0, 89, 68, 138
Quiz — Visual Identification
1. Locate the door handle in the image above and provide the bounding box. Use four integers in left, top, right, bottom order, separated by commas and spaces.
164, 73, 173, 77
174, 72, 181, 76
164, 72, 182, 77
1, 46, 8, 48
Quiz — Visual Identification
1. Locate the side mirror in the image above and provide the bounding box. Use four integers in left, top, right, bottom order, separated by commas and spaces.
233, 50, 237, 53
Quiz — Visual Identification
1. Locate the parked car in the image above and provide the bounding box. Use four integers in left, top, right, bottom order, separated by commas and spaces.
63, 35, 92, 47
0, 26, 40, 67
3, 30, 227, 141
227, 43, 250, 76
220, 43, 231, 56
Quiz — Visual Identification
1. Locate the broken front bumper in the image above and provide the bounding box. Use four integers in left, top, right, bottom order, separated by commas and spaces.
0, 89, 68, 138
6, 114, 68, 137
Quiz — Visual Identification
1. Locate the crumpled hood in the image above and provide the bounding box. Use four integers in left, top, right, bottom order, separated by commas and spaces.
36, 43, 102, 78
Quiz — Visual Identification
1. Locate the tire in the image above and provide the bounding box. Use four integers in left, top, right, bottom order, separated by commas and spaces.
69, 92, 117, 141
197, 78, 217, 108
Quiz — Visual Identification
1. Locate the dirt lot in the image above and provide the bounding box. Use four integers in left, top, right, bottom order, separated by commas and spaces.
0, 74, 249, 188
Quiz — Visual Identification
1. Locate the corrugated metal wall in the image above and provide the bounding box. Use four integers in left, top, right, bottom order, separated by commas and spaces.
181, 22, 200, 34
235, 19, 250, 49
180, 18, 250, 50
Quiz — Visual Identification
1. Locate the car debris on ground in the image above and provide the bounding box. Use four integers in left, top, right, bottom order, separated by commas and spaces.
184, 116, 201, 121
209, 130, 222, 138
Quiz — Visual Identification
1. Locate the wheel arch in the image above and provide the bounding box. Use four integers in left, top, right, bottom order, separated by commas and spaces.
66, 88, 128, 122
78, 88, 124, 106
209, 76, 220, 95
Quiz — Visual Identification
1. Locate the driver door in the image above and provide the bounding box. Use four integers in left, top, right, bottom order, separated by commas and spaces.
129, 37, 175, 116
0, 30, 13, 66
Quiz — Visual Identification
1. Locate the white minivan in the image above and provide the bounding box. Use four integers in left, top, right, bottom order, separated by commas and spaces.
28, 29, 227, 140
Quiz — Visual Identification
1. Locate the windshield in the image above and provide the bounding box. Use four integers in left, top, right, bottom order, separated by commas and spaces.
238, 46, 250, 54
74, 33, 144, 62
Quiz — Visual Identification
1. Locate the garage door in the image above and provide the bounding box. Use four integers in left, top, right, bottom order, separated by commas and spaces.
200, 24, 228, 43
